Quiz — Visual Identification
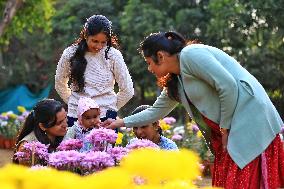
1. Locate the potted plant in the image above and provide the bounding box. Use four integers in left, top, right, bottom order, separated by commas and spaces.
0, 107, 29, 149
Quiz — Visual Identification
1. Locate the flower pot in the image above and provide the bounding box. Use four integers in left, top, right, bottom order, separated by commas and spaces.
3, 138, 16, 149
0, 135, 4, 149
3, 138, 11, 149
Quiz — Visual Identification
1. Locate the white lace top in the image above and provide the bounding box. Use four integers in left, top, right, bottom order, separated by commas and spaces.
55, 45, 134, 118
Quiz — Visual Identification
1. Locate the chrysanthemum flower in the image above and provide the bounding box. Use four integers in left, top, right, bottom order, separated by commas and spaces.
120, 148, 200, 185
115, 132, 123, 145
159, 120, 171, 131
126, 139, 159, 150
48, 150, 84, 170
57, 139, 83, 151
163, 117, 176, 125
171, 134, 183, 141
80, 151, 114, 173
107, 146, 129, 162
85, 127, 117, 144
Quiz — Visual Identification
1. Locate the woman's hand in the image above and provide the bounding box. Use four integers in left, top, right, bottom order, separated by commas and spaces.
102, 118, 125, 129
220, 128, 229, 151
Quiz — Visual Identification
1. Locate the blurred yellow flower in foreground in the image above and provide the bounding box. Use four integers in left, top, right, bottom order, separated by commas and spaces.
0, 149, 217, 189
120, 148, 200, 185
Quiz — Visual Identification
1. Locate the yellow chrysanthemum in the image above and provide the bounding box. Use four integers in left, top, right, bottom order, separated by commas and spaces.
159, 120, 171, 131
129, 130, 135, 137
0, 183, 14, 189
1, 112, 7, 116
120, 148, 200, 185
17, 106, 26, 113
25, 167, 82, 189
0, 164, 82, 189
132, 185, 160, 189
0, 151, 214, 189
7, 113, 17, 119
163, 180, 197, 189
115, 132, 123, 145
197, 131, 202, 138
84, 167, 134, 189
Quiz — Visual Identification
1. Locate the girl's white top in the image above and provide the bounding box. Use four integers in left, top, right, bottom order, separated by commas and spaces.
55, 45, 134, 118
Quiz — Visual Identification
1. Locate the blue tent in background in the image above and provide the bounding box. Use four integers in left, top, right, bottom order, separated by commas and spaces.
0, 84, 51, 114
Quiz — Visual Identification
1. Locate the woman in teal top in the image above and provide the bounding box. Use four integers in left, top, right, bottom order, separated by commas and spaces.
103, 31, 284, 188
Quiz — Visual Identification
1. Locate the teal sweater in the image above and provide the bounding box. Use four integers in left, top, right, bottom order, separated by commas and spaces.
123, 44, 283, 169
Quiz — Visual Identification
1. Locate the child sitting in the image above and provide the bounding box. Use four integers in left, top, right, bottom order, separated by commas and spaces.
129, 105, 178, 150
64, 97, 101, 151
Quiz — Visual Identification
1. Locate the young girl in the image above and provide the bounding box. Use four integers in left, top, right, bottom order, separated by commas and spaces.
14, 99, 67, 165
55, 14, 134, 127
130, 105, 178, 150
64, 97, 101, 151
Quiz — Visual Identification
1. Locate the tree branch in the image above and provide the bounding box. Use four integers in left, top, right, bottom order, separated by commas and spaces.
0, 0, 23, 37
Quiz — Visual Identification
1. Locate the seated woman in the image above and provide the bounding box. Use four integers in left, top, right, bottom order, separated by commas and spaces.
13, 99, 68, 165
129, 105, 178, 150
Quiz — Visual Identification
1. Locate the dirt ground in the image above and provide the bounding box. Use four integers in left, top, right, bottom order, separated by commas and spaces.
0, 149, 13, 167
0, 148, 211, 187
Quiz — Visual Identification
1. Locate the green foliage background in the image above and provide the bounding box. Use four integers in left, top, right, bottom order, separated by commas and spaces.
0, 0, 283, 119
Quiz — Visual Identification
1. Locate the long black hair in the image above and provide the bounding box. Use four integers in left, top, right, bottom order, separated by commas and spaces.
70, 15, 118, 92
15, 99, 64, 152
131, 105, 163, 136
139, 31, 187, 101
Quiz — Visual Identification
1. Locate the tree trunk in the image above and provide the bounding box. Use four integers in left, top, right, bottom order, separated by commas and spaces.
0, 0, 23, 37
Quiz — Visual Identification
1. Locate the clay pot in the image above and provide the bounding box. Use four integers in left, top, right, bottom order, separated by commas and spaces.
0, 135, 4, 149
3, 138, 16, 149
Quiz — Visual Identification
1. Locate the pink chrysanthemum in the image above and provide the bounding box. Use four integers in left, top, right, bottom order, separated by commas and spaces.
22, 141, 49, 161
107, 146, 129, 162
56, 139, 83, 151
126, 139, 159, 150
85, 128, 117, 152
163, 117, 176, 125
80, 151, 115, 174
48, 150, 84, 170
171, 134, 183, 141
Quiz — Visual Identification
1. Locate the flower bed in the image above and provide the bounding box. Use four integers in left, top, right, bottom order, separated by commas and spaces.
0, 106, 29, 149
2, 148, 217, 189
14, 127, 161, 175
120, 117, 214, 175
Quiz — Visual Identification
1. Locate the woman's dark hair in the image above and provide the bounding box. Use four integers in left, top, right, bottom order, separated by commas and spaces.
131, 105, 163, 136
15, 99, 64, 152
139, 31, 187, 101
70, 15, 118, 92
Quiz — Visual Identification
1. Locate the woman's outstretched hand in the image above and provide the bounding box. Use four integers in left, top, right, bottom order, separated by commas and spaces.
101, 118, 125, 129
